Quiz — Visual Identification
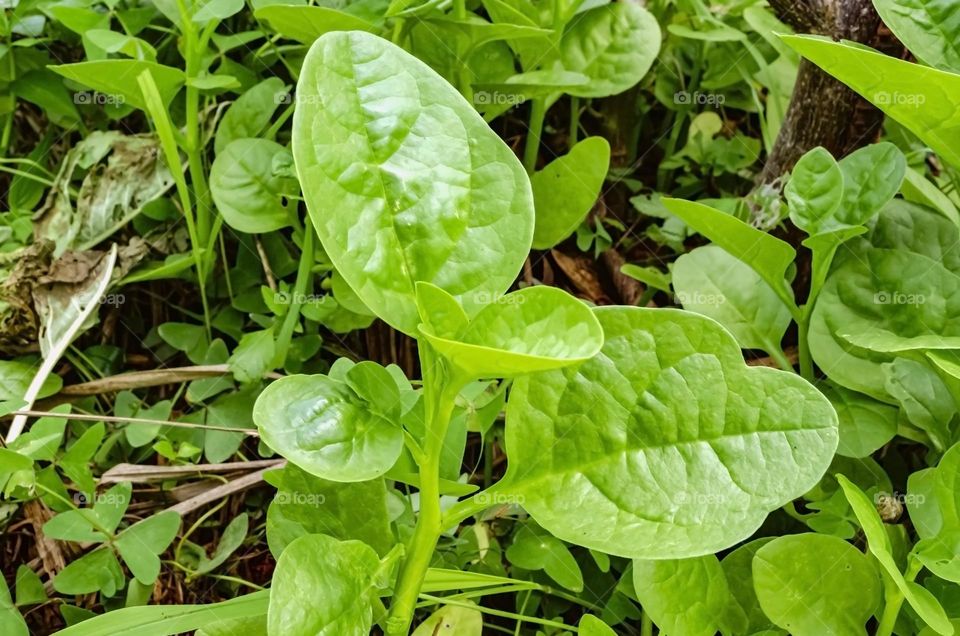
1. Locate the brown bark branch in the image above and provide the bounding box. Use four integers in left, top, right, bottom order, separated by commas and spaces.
757, 0, 883, 185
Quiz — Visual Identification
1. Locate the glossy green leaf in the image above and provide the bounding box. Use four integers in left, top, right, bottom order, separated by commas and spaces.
753, 533, 880, 636
837, 142, 907, 225
254, 6, 376, 44
720, 538, 778, 634
785, 146, 843, 235
872, 0, 960, 72
578, 615, 616, 636
420, 286, 603, 380
558, 2, 661, 98
782, 35, 960, 170
531, 136, 610, 249
500, 306, 838, 558
51, 592, 269, 636
663, 197, 797, 315
411, 605, 482, 636
506, 522, 583, 592
268, 534, 383, 636
265, 464, 395, 557
214, 77, 286, 155
810, 201, 960, 398
632, 555, 737, 636
672, 245, 792, 355
54, 548, 125, 596
838, 475, 953, 635
254, 374, 403, 482
292, 31, 534, 336
210, 139, 298, 234
884, 358, 954, 451
916, 531, 960, 583
823, 384, 898, 458
50, 60, 185, 111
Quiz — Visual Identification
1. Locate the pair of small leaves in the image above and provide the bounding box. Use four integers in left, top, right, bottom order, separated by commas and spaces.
785, 143, 906, 237
635, 534, 881, 636
416, 283, 603, 381
497, 306, 838, 559
253, 361, 406, 483
809, 200, 960, 401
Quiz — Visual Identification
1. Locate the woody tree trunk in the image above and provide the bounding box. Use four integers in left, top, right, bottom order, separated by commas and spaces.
758, 0, 886, 184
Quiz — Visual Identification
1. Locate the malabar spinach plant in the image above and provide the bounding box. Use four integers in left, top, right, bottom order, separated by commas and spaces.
245, 31, 835, 636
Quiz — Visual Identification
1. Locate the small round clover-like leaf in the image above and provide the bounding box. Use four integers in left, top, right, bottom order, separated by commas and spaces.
753, 534, 881, 636
501, 306, 838, 559
420, 286, 603, 380
268, 534, 382, 636
558, 2, 661, 98
292, 31, 534, 337
253, 374, 403, 482
209, 138, 297, 234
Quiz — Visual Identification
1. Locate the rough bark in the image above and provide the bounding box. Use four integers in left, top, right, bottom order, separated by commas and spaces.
758, 0, 884, 184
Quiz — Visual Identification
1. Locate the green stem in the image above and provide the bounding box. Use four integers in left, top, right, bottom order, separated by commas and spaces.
569, 96, 580, 147
876, 572, 905, 636
273, 225, 315, 368
641, 610, 653, 636
762, 339, 795, 373
523, 98, 547, 174
387, 350, 464, 635
419, 594, 573, 631
797, 307, 814, 381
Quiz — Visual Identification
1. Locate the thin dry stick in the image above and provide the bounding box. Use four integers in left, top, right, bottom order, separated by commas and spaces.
56, 364, 282, 396
8, 410, 260, 436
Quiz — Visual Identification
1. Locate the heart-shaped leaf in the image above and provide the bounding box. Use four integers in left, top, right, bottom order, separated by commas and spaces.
499, 306, 838, 558
253, 374, 403, 482
810, 201, 960, 398
557, 2, 661, 98
292, 31, 534, 336
531, 136, 610, 250
753, 533, 881, 636
210, 139, 298, 233
420, 286, 603, 380
268, 534, 384, 636
632, 556, 739, 636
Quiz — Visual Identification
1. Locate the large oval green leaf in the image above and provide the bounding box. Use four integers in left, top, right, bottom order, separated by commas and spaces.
753, 533, 880, 636
292, 31, 534, 336
253, 374, 403, 482
420, 286, 603, 380
268, 534, 383, 636
558, 2, 661, 98
500, 306, 838, 559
